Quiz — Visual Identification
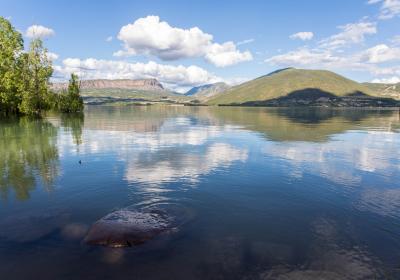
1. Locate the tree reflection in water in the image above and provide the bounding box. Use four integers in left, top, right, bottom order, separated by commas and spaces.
60, 112, 84, 147
0, 117, 59, 200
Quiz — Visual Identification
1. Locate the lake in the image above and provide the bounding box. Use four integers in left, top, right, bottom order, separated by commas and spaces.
0, 105, 399, 279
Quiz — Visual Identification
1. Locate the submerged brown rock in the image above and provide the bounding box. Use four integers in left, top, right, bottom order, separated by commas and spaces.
84, 204, 193, 248
84, 209, 171, 247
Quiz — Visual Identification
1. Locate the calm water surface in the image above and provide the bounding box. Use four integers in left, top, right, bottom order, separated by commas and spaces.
0, 106, 400, 279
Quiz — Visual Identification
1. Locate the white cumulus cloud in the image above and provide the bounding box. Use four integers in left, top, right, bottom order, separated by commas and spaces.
114, 15, 252, 67
368, 0, 400, 19
47, 52, 59, 61
265, 48, 344, 66
290, 31, 314, 41
53, 58, 222, 91
390, 35, 400, 45
319, 20, 377, 49
204, 42, 253, 67
26, 25, 55, 39
371, 76, 400, 83
361, 44, 400, 63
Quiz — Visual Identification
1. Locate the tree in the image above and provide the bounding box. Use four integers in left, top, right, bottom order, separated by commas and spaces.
1, 18, 82, 116
0, 17, 24, 115
19, 38, 53, 115
58, 73, 84, 113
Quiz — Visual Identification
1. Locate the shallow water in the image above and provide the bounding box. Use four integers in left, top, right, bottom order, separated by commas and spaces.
0, 106, 400, 279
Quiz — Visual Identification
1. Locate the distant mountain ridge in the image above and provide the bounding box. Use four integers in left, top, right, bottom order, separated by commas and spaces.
51, 78, 165, 91
50, 69, 400, 107
185, 82, 230, 100
207, 68, 399, 107
185, 83, 221, 96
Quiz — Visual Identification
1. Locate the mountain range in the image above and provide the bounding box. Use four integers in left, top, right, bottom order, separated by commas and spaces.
184, 82, 230, 100
50, 69, 400, 106
51, 78, 165, 91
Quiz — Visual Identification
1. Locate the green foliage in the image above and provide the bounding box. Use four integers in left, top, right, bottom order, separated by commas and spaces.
57, 73, 84, 113
0, 17, 24, 114
0, 17, 82, 116
19, 38, 53, 115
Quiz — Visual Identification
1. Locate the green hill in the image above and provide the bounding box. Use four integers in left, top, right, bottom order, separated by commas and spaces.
207, 68, 394, 106
363, 82, 400, 100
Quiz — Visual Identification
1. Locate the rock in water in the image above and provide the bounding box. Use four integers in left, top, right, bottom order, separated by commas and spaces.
84, 208, 172, 247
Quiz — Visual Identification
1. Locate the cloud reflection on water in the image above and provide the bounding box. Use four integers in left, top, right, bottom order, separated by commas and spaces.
61, 116, 248, 188
125, 143, 248, 185
264, 131, 400, 186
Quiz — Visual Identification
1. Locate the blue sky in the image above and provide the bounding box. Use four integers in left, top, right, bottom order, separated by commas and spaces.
1, 0, 400, 91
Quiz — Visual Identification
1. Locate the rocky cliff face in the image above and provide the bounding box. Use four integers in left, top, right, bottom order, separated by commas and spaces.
51, 78, 165, 91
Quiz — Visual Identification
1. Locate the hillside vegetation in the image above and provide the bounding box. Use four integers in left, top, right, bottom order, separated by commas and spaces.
80, 88, 190, 105
207, 68, 378, 105
364, 82, 400, 100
